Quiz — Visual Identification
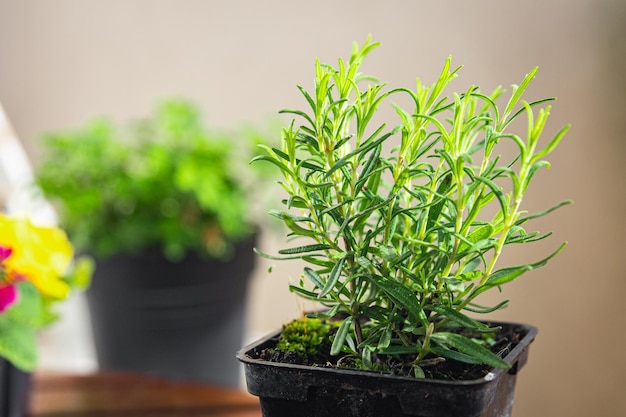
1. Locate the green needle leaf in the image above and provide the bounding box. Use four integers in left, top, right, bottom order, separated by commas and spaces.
431, 332, 510, 369
278, 244, 333, 255
331, 317, 353, 356
369, 276, 429, 328
320, 257, 346, 297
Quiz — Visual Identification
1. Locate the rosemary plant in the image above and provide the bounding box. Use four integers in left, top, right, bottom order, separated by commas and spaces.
255, 37, 569, 375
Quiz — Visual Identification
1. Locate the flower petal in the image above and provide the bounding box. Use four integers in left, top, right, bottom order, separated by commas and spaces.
0, 284, 18, 313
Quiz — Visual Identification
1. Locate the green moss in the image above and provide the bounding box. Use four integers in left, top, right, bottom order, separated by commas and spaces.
275, 317, 333, 358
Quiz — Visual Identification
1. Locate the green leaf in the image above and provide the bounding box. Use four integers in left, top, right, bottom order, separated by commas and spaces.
462, 257, 482, 273
379, 246, 398, 262
270, 147, 324, 172
282, 196, 312, 209
278, 244, 332, 255
296, 84, 318, 115
325, 158, 352, 179
295, 132, 319, 150
66, 256, 94, 289
506, 231, 553, 244
533, 124, 570, 162
515, 200, 572, 225
289, 285, 325, 301
456, 270, 482, 282
331, 317, 353, 356
0, 282, 41, 371
505, 97, 556, 130
429, 346, 482, 365
457, 224, 494, 254
463, 300, 509, 314
502, 67, 538, 125
0, 318, 37, 371
426, 174, 452, 232
355, 144, 382, 192
369, 276, 428, 328
523, 160, 551, 193
473, 175, 509, 218
328, 130, 395, 179
349, 194, 396, 231
5, 281, 44, 327
278, 108, 315, 128
428, 304, 496, 332
431, 332, 510, 369
250, 154, 293, 176
254, 247, 326, 261
303, 267, 325, 290
285, 219, 318, 239
320, 257, 346, 297
378, 323, 393, 350
485, 241, 566, 287
485, 265, 532, 286
301, 255, 335, 268
333, 135, 353, 150
269, 210, 311, 223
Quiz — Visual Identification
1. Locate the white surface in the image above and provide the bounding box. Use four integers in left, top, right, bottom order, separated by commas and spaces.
0, 101, 56, 224
37, 292, 98, 373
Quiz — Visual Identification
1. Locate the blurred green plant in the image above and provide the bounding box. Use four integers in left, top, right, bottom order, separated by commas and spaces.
255, 37, 570, 376
35, 99, 273, 261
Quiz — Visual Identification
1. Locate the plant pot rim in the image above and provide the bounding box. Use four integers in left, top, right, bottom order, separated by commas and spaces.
237, 320, 537, 387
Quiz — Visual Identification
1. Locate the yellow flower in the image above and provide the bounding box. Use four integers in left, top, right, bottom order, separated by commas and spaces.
0, 213, 73, 300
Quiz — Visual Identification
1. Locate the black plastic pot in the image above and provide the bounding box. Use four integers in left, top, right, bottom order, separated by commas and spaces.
86, 236, 256, 387
0, 358, 31, 417
237, 321, 536, 417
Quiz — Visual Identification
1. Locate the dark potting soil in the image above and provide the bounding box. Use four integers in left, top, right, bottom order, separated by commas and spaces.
253, 323, 526, 382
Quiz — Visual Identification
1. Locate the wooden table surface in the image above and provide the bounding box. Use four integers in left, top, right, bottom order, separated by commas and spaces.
28, 372, 262, 417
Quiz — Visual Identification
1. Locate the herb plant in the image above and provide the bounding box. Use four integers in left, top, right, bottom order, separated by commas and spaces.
35, 99, 269, 261
255, 37, 569, 375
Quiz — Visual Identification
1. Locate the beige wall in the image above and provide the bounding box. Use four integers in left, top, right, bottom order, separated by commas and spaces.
2, 1, 625, 415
